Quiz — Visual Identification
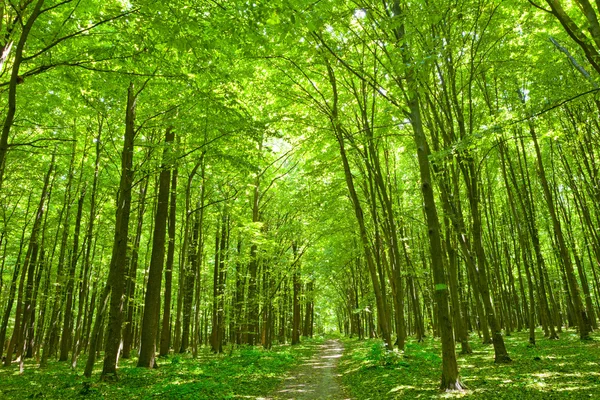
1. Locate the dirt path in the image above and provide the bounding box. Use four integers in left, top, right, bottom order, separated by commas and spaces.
264, 339, 351, 400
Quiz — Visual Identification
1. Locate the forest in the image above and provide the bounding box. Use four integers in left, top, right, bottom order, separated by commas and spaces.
1, 0, 600, 399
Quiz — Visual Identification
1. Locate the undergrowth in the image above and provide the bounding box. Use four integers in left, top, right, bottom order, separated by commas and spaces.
0, 339, 320, 399
339, 330, 600, 399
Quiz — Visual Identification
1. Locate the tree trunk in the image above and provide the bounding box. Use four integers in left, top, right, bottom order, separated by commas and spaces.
0, 0, 45, 189
138, 127, 174, 368
246, 162, 261, 346
391, 1, 462, 386
292, 243, 301, 345
159, 165, 178, 356
4, 154, 53, 368
323, 60, 393, 350
527, 119, 591, 339
72, 126, 102, 367
121, 176, 148, 358
99, 82, 137, 380
59, 186, 85, 361
84, 283, 110, 378
180, 155, 204, 353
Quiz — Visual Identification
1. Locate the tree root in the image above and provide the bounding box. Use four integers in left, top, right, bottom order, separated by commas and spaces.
494, 354, 512, 364
440, 378, 468, 391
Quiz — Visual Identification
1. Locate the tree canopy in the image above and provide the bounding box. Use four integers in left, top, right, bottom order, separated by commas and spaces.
1, 0, 600, 397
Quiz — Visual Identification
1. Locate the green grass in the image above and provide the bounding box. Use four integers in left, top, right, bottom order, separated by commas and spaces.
339, 330, 600, 399
0, 339, 320, 399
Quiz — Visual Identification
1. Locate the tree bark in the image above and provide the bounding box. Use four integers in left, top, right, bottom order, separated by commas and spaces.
292, 243, 301, 345
159, 164, 178, 356
390, 1, 463, 387
0, 0, 45, 189
138, 127, 174, 368
72, 126, 102, 367
122, 176, 149, 358
324, 61, 393, 350
99, 82, 137, 380
4, 154, 53, 368
59, 186, 85, 361
527, 119, 591, 339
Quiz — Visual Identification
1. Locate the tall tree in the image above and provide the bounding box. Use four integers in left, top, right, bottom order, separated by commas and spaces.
99, 82, 137, 380
138, 127, 174, 368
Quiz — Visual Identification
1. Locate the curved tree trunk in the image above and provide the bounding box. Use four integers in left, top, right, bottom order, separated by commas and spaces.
0, 0, 45, 189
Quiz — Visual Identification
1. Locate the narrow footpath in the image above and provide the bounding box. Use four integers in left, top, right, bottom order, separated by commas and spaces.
264, 339, 351, 400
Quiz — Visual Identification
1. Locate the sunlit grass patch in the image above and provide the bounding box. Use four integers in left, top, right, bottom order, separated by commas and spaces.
0, 339, 322, 399
339, 329, 600, 399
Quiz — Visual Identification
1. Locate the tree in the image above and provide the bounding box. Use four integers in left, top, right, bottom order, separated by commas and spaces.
99, 82, 137, 380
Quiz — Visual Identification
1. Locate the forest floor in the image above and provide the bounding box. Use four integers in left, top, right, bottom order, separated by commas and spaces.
2, 330, 600, 399
0, 340, 319, 399
264, 339, 350, 400
339, 329, 600, 399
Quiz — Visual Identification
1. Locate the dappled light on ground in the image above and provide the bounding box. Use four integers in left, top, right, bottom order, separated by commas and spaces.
0, 342, 318, 399
339, 330, 600, 399
265, 339, 351, 400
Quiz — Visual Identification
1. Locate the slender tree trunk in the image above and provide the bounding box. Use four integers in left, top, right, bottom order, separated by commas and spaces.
40, 145, 77, 366
292, 243, 301, 345
527, 120, 591, 339
181, 211, 198, 353
210, 209, 227, 354
72, 126, 102, 367
138, 127, 174, 368
326, 61, 393, 348
0, 196, 32, 360
461, 161, 511, 363
499, 141, 536, 345
59, 186, 85, 361
122, 176, 149, 359
303, 281, 314, 338
446, 228, 472, 354
513, 136, 559, 338
391, 2, 462, 386
84, 283, 109, 378
246, 160, 261, 346
99, 82, 137, 380
0, 0, 45, 189
159, 165, 178, 356
234, 238, 245, 344
180, 156, 204, 353
4, 155, 54, 368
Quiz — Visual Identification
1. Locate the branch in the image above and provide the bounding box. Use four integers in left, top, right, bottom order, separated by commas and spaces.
512, 88, 600, 124
259, 159, 300, 206
257, 146, 295, 179
175, 130, 233, 161
0, 52, 152, 86
549, 36, 598, 88
134, 104, 179, 134
186, 188, 239, 216
8, 137, 75, 148
40, 0, 77, 15
208, 0, 226, 10
65, 63, 186, 79
22, 8, 139, 62
312, 31, 405, 112
135, 66, 158, 97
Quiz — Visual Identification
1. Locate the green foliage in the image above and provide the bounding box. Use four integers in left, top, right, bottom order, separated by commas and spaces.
362, 341, 406, 368
340, 331, 600, 399
0, 343, 315, 399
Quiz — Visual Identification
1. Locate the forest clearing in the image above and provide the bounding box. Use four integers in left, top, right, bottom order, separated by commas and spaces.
2, 0, 600, 399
